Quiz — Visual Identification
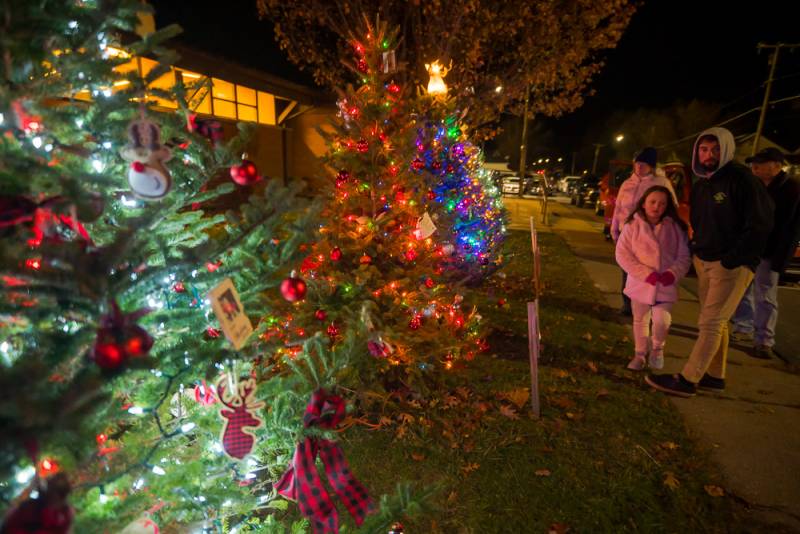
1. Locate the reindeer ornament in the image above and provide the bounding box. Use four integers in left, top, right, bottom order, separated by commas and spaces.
216, 374, 264, 460
120, 118, 173, 200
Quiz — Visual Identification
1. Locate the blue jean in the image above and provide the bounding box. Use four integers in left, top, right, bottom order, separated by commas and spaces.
731, 259, 780, 347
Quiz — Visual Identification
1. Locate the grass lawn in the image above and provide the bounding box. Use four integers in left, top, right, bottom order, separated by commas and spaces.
341, 231, 744, 533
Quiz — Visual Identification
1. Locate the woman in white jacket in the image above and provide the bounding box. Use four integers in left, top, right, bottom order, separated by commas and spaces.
615, 185, 691, 370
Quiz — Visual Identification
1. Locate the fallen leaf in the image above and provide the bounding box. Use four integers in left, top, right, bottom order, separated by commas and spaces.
563, 315, 575, 321
565, 411, 584, 421
599, 334, 608, 340
411, 452, 425, 461
455, 386, 471, 400
663, 472, 680, 491
548, 522, 570, 534
549, 396, 576, 410
586, 361, 599, 373
659, 441, 679, 450
501, 388, 530, 409
461, 462, 480, 475
499, 405, 520, 420
581, 332, 593, 341
535, 469, 551, 477
596, 388, 610, 399
704, 485, 725, 497
398, 413, 414, 425
553, 369, 570, 379
447, 491, 458, 504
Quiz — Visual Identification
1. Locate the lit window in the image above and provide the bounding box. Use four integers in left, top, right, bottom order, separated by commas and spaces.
140, 57, 176, 109
212, 78, 235, 101
213, 98, 236, 119
257, 92, 275, 125
237, 104, 257, 122
236, 85, 256, 106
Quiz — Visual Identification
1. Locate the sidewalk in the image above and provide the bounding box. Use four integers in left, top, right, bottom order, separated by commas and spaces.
507, 196, 800, 530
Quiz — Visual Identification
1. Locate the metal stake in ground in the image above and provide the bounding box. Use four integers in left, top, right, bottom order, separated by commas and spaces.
528, 216, 542, 418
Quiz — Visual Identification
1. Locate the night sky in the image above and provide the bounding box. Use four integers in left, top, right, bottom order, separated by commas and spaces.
150, 0, 800, 159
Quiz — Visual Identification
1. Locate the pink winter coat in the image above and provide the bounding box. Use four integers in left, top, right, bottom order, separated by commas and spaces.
615, 213, 691, 305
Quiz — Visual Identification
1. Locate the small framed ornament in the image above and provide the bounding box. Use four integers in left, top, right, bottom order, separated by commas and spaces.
207, 278, 253, 350
120, 118, 173, 200
382, 50, 397, 73
415, 211, 437, 239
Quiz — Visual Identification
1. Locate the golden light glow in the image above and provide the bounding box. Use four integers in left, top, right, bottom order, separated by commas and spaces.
425, 60, 448, 96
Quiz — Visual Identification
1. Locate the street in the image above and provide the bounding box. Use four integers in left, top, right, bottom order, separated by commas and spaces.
504, 193, 800, 363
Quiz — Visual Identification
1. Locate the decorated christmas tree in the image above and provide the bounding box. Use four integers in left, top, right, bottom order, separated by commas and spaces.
0, 2, 390, 532
290, 18, 486, 396
410, 92, 507, 286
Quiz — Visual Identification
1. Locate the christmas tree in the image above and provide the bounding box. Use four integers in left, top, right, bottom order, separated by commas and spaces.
0, 2, 384, 532
410, 93, 507, 286
292, 18, 486, 396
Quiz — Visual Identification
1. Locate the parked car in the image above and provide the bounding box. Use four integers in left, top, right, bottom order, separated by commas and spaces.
597, 160, 633, 222
501, 174, 521, 195
559, 176, 581, 194
571, 174, 600, 207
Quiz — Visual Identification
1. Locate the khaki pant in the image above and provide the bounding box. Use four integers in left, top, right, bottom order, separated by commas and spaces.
681, 257, 754, 383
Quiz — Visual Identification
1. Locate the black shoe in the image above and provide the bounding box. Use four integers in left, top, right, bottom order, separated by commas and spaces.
698, 373, 725, 392
750, 345, 774, 360
645, 373, 697, 398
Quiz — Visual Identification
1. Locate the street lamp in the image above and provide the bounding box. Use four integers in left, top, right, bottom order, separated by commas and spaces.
615, 134, 625, 143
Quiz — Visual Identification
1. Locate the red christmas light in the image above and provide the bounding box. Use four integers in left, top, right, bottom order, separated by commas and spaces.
330, 247, 342, 261
173, 281, 186, 293
25, 258, 41, 270
425, 278, 435, 288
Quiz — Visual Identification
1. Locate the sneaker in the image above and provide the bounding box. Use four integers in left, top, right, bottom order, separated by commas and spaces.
698, 373, 725, 392
627, 355, 646, 371
730, 330, 754, 343
644, 373, 697, 398
648, 348, 664, 370
751, 345, 774, 360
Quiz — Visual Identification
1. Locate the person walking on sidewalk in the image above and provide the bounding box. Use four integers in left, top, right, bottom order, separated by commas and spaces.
611, 147, 677, 316
646, 127, 774, 397
616, 186, 691, 371
730, 148, 800, 359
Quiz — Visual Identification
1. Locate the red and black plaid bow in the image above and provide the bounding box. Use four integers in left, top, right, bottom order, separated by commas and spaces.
275, 390, 373, 533
0, 194, 92, 246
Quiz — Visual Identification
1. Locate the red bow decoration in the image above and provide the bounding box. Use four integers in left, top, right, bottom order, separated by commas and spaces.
0, 195, 92, 247
275, 390, 373, 533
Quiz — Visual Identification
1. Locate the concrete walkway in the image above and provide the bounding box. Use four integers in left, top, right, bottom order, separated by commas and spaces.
505, 195, 800, 530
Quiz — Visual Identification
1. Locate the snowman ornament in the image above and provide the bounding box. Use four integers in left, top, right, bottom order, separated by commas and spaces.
120, 118, 173, 200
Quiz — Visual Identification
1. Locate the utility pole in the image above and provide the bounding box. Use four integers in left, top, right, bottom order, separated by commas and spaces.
570, 151, 577, 175
753, 42, 800, 156
518, 85, 530, 198
591, 143, 604, 175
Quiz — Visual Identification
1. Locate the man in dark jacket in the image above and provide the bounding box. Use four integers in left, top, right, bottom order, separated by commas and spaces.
731, 147, 800, 358
646, 127, 774, 397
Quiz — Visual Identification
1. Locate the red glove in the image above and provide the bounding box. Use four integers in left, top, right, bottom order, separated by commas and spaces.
645, 272, 660, 285
659, 271, 676, 286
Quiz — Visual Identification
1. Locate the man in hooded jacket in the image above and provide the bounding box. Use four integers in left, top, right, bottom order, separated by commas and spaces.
645, 127, 774, 397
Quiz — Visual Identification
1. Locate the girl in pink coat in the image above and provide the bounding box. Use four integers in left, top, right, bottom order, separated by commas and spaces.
615, 185, 691, 370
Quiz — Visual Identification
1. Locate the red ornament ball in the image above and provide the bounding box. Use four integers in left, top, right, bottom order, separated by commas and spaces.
425, 277, 435, 288
280, 276, 307, 302
356, 138, 369, 153
498, 298, 507, 307
356, 59, 368, 73
327, 322, 340, 338
409, 316, 422, 330
411, 158, 424, 171
205, 326, 221, 339
388, 523, 404, 534
330, 247, 342, 261
404, 248, 418, 262
360, 254, 372, 265
230, 159, 261, 186
427, 190, 436, 201
314, 309, 327, 321
173, 281, 186, 293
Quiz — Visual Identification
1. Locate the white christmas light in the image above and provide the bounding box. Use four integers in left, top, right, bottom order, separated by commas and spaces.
102, 141, 112, 149
191, 270, 198, 278
91, 159, 104, 172
121, 196, 138, 208
151, 465, 166, 476
44, 143, 53, 152
75, 118, 84, 127
29, 490, 39, 499
127, 406, 144, 415
133, 478, 145, 490
211, 442, 224, 454
180, 422, 196, 433
197, 495, 206, 502
68, 21, 78, 29
0, 113, 4, 125
245, 472, 257, 479
102, 88, 112, 98
15, 466, 35, 484
0, 341, 9, 353
99, 493, 109, 503
32, 137, 43, 149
